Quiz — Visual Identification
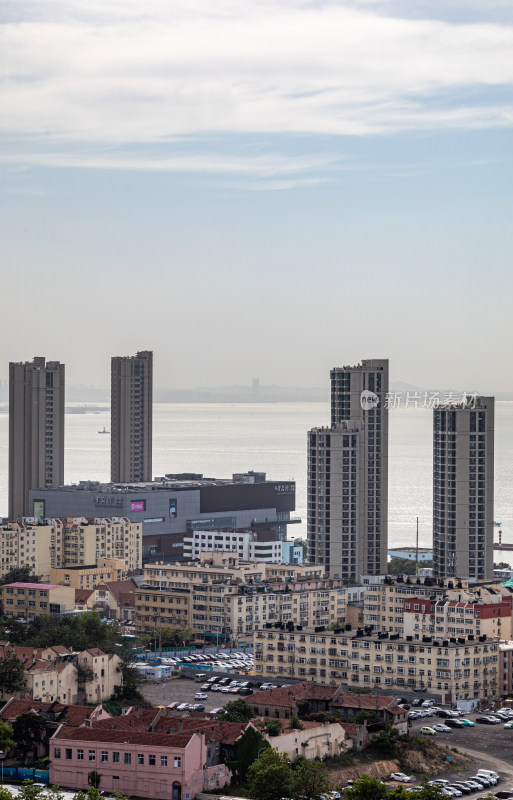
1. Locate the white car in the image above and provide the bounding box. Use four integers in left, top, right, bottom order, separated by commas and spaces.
433, 724, 451, 732
194, 693, 208, 700
390, 773, 413, 783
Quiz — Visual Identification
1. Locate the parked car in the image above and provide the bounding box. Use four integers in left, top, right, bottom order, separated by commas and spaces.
446, 719, 465, 728
476, 716, 499, 724
433, 724, 452, 732
390, 773, 413, 783
192, 703, 205, 711
421, 699, 435, 708
420, 726, 437, 735
194, 693, 208, 700
459, 719, 475, 727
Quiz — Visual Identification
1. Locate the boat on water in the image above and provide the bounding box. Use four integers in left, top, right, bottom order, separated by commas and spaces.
98, 427, 110, 434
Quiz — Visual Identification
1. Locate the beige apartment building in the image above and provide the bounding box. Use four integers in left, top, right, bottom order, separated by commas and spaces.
402, 595, 513, 641
0, 517, 141, 583
0, 582, 75, 621
0, 522, 54, 581
23, 660, 78, 705
363, 576, 471, 635
50, 557, 131, 589
254, 626, 500, 703
135, 587, 191, 633
143, 555, 323, 590
77, 648, 122, 704
224, 583, 363, 644
49, 517, 141, 572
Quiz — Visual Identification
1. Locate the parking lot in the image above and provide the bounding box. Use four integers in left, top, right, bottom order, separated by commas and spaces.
140, 675, 255, 711
406, 708, 513, 792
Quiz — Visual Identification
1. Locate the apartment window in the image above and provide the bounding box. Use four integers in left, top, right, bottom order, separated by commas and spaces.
101, 752, 108, 763
138, 754, 144, 765
113, 752, 120, 763
54, 748, 61, 759
161, 756, 168, 767
124, 753, 131, 765
77, 749, 84, 761
174, 757, 181, 768
89, 751, 95, 761
149, 755, 156, 766
65, 749, 72, 760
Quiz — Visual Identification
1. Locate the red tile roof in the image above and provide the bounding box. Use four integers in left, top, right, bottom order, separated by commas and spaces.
75, 590, 94, 604
251, 683, 339, 707
0, 699, 102, 728
54, 727, 197, 748
104, 579, 137, 604
331, 692, 405, 714
152, 717, 245, 745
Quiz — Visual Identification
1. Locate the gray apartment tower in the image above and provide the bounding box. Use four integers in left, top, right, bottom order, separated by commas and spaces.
307, 359, 389, 581
9, 357, 65, 520
111, 350, 153, 483
433, 396, 494, 581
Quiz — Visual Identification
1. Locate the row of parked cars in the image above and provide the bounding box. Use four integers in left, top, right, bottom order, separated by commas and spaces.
198, 675, 256, 695
389, 769, 507, 797
160, 651, 254, 672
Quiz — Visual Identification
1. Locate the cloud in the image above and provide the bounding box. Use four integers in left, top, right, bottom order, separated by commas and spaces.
1, 0, 513, 171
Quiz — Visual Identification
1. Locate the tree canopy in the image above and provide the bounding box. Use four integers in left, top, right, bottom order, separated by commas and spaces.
0, 650, 25, 698
0, 612, 118, 652
247, 748, 292, 800
221, 698, 256, 723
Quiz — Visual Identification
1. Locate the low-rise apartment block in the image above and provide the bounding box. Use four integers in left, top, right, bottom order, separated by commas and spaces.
183, 530, 284, 562
403, 594, 512, 641
135, 587, 191, 633
143, 555, 323, 590
0, 582, 75, 621
50, 557, 132, 589
254, 625, 500, 703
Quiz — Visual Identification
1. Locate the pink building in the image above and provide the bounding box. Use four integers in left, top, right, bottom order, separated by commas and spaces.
50, 726, 219, 800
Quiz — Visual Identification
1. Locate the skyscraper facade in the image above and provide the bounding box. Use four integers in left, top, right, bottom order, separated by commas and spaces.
9, 357, 65, 520
307, 359, 389, 580
111, 350, 153, 483
433, 396, 494, 581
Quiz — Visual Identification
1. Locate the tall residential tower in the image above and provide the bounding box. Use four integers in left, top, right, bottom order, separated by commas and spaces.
433, 396, 494, 581
9, 357, 65, 520
111, 350, 153, 483
307, 359, 389, 580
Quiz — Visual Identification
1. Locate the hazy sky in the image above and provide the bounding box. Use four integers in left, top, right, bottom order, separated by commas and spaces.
1, 0, 512, 391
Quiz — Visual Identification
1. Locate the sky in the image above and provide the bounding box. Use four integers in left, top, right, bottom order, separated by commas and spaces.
1, 0, 512, 392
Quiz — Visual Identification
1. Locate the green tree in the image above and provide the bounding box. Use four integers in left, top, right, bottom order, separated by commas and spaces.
0, 566, 40, 585
289, 715, 303, 730
12, 714, 45, 763
0, 651, 25, 699
112, 644, 147, 706
290, 757, 331, 800
265, 719, 281, 737
17, 782, 45, 800
227, 726, 269, 784
388, 557, 433, 576
0, 787, 15, 800
371, 724, 400, 754
0, 719, 15, 753
221, 698, 256, 723
344, 775, 389, 800
247, 748, 292, 800
88, 772, 102, 790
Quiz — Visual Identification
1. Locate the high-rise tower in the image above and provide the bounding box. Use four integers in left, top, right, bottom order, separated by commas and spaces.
433, 396, 494, 581
9, 357, 65, 520
307, 358, 389, 580
111, 350, 153, 483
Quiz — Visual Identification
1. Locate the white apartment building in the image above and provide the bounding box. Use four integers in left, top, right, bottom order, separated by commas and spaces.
182, 530, 283, 562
